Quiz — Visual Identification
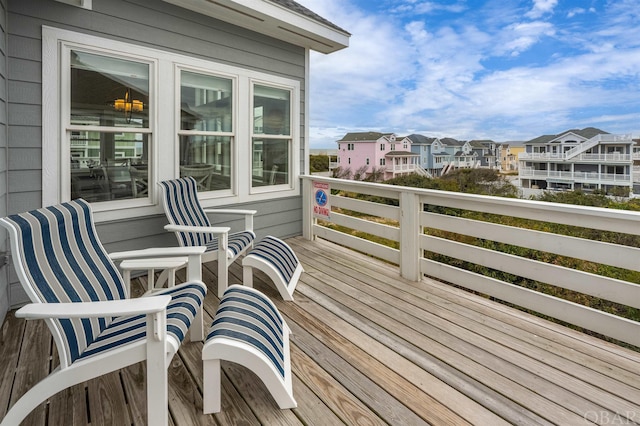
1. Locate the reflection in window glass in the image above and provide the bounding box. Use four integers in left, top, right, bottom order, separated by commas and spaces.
180, 136, 231, 191
69, 51, 150, 201
70, 133, 148, 202
252, 85, 291, 187
179, 71, 233, 192
252, 138, 289, 187
71, 51, 149, 127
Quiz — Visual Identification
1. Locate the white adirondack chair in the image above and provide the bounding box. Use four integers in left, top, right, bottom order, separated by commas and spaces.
159, 177, 256, 297
0, 199, 207, 426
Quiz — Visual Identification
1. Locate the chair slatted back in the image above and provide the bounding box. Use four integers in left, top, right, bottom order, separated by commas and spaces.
1, 199, 126, 367
159, 177, 213, 247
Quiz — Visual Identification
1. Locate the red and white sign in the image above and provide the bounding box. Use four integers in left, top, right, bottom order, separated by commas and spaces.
312, 181, 331, 219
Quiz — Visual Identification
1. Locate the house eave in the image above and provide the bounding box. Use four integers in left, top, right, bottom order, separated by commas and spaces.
162, 0, 350, 53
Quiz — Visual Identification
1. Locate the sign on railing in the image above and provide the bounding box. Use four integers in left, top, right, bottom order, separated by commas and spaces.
312, 181, 331, 220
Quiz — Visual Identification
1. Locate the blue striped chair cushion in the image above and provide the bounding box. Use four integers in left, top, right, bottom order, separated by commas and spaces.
204, 230, 257, 258
249, 236, 299, 284
207, 286, 285, 378
160, 177, 255, 256
5, 199, 127, 365
79, 282, 206, 360
159, 177, 213, 247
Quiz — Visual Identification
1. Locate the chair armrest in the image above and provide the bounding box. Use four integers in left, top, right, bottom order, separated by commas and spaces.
15, 295, 172, 319
163, 224, 231, 235
119, 257, 188, 271
203, 209, 257, 216
202, 209, 256, 232
109, 246, 206, 261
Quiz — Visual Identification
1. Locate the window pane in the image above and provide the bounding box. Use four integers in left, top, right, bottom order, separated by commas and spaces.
253, 85, 290, 135
180, 136, 232, 191
181, 71, 232, 132
70, 132, 148, 201
252, 138, 289, 187
71, 51, 149, 128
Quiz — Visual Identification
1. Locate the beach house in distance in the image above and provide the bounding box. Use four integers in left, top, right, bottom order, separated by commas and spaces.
336, 132, 430, 180
518, 127, 639, 197
336, 132, 501, 180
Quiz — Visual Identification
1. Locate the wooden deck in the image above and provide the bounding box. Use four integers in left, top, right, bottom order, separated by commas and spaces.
2, 236, 640, 425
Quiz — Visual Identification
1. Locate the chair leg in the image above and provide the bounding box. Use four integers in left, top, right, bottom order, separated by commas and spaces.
1, 354, 137, 426
217, 251, 228, 298
190, 303, 205, 342
0, 372, 69, 425
203, 359, 222, 414
146, 313, 169, 426
243, 265, 254, 288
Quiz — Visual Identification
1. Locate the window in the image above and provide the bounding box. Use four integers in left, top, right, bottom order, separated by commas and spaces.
252, 85, 291, 188
347, 143, 355, 151
179, 71, 233, 192
379, 158, 385, 166
380, 143, 385, 151
390, 144, 395, 150
43, 27, 300, 220
69, 51, 151, 202
366, 158, 370, 166
348, 157, 351, 164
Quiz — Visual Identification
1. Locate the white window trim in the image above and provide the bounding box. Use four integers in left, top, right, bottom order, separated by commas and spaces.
175, 64, 239, 199
43, 26, 300, 222
248, 78, 297, 195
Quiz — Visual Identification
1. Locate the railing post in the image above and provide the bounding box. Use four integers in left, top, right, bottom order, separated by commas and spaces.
302, 178, 315, 240
399, 191, 421, 281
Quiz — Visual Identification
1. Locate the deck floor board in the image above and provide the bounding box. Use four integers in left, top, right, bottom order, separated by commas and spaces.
1, 236, 639, 425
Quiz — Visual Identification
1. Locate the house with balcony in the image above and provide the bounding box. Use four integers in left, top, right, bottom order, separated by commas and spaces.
407, 133, 438, 175
518, 127, 636, 197
2, 2, 640, 425
500, 142, 525, 172
468, 140, 500, 169
430, 137, 457, 175
336, 132, 427, 180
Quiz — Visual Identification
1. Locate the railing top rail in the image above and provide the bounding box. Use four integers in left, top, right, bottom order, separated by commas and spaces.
301, 175, 640, 235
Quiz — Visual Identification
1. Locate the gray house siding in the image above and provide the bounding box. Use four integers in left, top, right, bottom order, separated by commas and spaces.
5, 0, 308, 307
0, 0, 7, 322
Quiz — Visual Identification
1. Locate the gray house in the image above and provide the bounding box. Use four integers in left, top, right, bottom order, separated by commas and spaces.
0, 0, 349, 321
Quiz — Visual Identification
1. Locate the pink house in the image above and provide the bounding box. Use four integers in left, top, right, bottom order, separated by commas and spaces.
336, 132, 424, 180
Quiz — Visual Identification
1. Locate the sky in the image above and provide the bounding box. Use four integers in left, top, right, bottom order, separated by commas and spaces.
294, 0, 640, 148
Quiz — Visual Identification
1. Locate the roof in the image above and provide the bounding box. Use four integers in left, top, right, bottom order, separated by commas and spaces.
385, 151, 419, 157
468, 140, 495, 148
526, 127, 609, 144
161, 0, 350, 53
338, 132, 393, 142
441, 137, 463, 146
268, 0, 348, 33
406, 134, 437, 144
563, 127, 609, 139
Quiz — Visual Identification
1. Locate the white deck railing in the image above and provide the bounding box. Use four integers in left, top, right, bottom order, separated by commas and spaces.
519, 169, 632, 183
519, 152, 632, 162
301, 175, 640, 347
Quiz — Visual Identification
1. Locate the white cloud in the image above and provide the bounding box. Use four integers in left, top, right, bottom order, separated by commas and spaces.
525, 0, 558, 19
412, 1, 466, 14
496, 21, 556, 56
295, 0, 640, 146
567, 7, 585, 18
